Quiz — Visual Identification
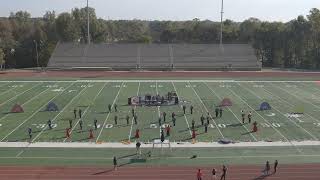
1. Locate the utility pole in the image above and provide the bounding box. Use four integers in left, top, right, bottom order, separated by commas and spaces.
220, 0, 224, 45
33, 40, 40, 68
87, 0, 90, 44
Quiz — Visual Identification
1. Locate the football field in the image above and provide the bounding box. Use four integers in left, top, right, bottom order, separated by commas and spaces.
0, 80, 320, 145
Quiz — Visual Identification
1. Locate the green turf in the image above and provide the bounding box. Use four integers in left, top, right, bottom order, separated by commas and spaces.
1, 80, 320, 165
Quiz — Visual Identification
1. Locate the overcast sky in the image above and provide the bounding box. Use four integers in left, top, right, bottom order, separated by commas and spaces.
1, 0, 320, 22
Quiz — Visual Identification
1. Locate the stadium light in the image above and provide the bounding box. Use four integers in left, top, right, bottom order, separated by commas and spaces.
87, 0, 90, 45
220, 0, 224, 45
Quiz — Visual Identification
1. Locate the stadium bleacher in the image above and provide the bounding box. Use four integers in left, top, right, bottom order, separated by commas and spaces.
47, 43, 261, 71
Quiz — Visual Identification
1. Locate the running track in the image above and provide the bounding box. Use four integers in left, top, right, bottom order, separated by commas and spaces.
0, 164, 319, 180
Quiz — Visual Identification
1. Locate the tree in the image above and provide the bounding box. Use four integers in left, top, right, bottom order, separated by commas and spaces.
0, 48, 4, 70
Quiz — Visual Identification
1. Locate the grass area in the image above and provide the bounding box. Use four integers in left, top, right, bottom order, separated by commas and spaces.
1, 146, 320, 166
1, 80, 320, 165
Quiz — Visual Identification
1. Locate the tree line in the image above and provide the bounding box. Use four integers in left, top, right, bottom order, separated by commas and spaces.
0, 7, 319, 69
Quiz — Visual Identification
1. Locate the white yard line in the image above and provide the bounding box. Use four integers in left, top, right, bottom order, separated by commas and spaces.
171, 82, 192, 137
258, 83, 320, 124
0, 83, 45, 123
0, 84, 72, 142
63, 82, 108, 142
0, 86, 18, 96
188, 82, 225, 138
128, 82, 140, 141
96, 82, 124, 142
275, 82, 320, 110
238, 82, 318, 141
31, 83, 87, 143
204, 82, 258, 142
226, 83, 303, 153
0, 83, 41, 107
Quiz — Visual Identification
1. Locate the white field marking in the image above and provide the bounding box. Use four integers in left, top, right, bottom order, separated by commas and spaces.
204, 82, 258, 141
0, 80, 318, 83
188, 82, 224, 138
172, 82, 192, 137
239, 82, 318, 141
0, 82, 10, 87
96, 82, 124, 142
260, 83, 320, 124
31, 82, 87, 143
4, 140, 320, 148
0, 86, 55, 140
0, 82, 72, 142
0, 83, 45, 123
63, 82, 108, 142
296, 82, 320, 98
279, 82, 320, 110
4, 154, 320, 160
226, 83, 303, 153
128, 82, 140, 141
0, 83, 41, 107
0, 86, 19, 96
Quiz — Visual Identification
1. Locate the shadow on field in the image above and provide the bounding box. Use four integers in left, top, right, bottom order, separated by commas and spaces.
241, 131, 255, 135
227, 123, 243, 127
253, 174, 271, 180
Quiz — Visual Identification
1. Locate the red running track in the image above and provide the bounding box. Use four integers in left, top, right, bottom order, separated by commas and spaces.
0, 164, 320, 180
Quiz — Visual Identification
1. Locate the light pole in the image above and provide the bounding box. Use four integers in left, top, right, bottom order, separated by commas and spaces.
220, 0, 224, 46
87, 0, 90, 44
33, 40, 40, 68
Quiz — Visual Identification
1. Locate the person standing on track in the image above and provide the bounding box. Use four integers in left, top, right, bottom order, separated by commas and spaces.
241, 110, 246, 124
79, 119, 83, 130
263, 161, 270, 175
114, 115, 118, 125
28, 127, 32, 140
134, 114, 138, 125
108, 104, 112, 113
114, 104, 118, 112
166, 125, 171, 136
135, 129, 140, 139
126, 115, 130, 125
191, 119, 195, 130
197, 169, 203, 180
69, 119, 73, 128
89, 129, 94, 139
78, 109, 82, 119
113, 156, 117, 171
215, 107, 219, 118
183, 105, 186, 115
94, 118, 98, 130
211, 168, 217, 180
204, 123, 208, 133
200, 115, 205, 126
172, 117, 176, 126
132, 107, 135, 117
66, 128, 71, 139
220, 165, 227, 180
190, 105, 194, 114
47, 119, 52, 129
219, 108, 223, 118
252, 121, 258, 133
158, 116, 162, 126
273, 160, 278, 174
73, 108, 77, 119
248, 111, 252, 123
136, 141, 141, 155
206, 114, 210, 125
163, 112, 167, 122
160, 130, 165, 143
